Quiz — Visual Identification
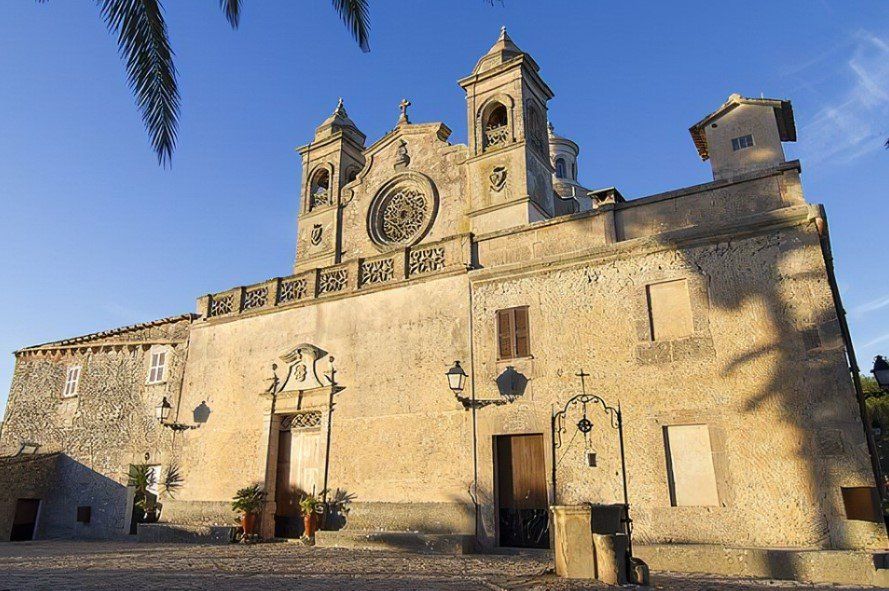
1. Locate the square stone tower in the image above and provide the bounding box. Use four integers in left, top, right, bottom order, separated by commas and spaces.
459, 28, 555, 235
294, 100, 366, 273
689, 93, 796, 181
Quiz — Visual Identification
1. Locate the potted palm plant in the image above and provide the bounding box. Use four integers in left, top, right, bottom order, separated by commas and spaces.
299, 491, 323, 538
231, 484, 266, 538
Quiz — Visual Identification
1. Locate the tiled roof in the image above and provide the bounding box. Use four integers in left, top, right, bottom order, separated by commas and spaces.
17, 313, 196, 353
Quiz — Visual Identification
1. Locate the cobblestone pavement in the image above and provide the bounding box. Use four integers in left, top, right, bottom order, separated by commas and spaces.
0, 541, 879, 591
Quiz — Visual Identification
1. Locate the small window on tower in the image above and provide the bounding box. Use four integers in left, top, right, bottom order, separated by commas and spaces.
309, 168, 331, 209
555, 158, 566, 179
731, 134, 754, 151
483, 103, 509, 151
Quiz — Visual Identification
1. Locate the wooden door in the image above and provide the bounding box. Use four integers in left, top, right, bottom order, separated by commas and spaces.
495, 434, 549, 548
274, 428, 299, 538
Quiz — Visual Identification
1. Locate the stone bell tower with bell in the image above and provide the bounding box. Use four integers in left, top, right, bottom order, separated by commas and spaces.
294, 99, 366, 273
458, 27, 555, 235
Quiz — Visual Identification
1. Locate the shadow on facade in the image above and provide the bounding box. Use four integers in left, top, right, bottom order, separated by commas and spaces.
0, 453, 128, 541
646, 211, 883, 558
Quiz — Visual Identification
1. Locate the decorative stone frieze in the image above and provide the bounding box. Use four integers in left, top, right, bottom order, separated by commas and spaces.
318, 268, 348, 295
408, 247, 445, 276
279, 278, 307, 304
242, 286, 268, 311
360, 258, 395, 287
282, 411, 323, 431
208, 294, 234, 317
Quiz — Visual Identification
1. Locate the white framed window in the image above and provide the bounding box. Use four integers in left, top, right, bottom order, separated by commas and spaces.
731, 134, 754, 151
147, 350, 167, 384
62, 366, 81, 398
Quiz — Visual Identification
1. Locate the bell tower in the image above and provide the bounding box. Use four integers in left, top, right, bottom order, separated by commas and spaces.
294, 99, 366, 273
458, 28, 555, 235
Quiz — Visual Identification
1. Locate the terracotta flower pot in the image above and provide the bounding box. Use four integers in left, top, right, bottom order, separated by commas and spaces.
241, 512, 257, 536
303, 512, 318, 538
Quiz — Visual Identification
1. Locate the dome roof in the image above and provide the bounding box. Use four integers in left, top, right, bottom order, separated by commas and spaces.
470, 27, 532, 75
314, 98, 365, 143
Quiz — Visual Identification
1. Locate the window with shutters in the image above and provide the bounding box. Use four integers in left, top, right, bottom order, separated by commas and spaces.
62, 366, 81, 398
497, 307, 531, 360
147, 350, 167, 384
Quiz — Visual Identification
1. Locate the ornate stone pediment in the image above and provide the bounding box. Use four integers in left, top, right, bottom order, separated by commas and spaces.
278, 343, 329, 392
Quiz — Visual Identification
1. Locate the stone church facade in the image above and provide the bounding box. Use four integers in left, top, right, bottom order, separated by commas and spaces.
1, 30, 886, 555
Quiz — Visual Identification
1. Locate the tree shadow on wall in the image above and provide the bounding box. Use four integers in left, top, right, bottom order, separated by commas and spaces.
640, 210, 883, 565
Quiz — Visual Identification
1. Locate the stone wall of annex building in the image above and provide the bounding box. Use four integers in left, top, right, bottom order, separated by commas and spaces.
0, 317, 191, 539
168, 273, 476, 533
468, 222, 885, 551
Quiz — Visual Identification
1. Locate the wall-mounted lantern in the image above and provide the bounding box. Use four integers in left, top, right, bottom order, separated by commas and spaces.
155, 396, 200, 432
446, 361, 467, 394
445, 361, 516, 410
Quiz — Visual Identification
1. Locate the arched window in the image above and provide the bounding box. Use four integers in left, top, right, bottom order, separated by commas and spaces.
555, 158, 566, 179
483, 102, 509, 151
309, 168, 331, 209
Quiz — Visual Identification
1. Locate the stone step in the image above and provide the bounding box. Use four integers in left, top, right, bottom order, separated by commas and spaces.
635, 543, 889, 587
314, 530, 474, 554
137, 523, 236, 544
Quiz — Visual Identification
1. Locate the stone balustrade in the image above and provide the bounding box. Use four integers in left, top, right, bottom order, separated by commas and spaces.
197, 234, 470, 320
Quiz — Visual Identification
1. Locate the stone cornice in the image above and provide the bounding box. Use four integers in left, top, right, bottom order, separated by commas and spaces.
469, 204, 816, 285
15, 339, 185, 358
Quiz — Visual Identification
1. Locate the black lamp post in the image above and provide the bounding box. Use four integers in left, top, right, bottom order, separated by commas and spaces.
155, 396, 199, 432
873, 355, 889, 392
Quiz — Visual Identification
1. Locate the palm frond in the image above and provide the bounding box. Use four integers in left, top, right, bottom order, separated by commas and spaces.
98, 0, 180, 167
219, 0, 241, 28
161, 463, 184, 498
330, 0, 371, 53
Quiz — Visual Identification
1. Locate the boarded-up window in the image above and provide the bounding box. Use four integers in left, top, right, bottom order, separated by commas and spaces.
497, 307, 530, 360
664, 424, 719, 507
647, 279, 694, 341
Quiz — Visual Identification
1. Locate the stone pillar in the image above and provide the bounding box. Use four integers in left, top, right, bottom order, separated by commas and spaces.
259, 412, 281, 539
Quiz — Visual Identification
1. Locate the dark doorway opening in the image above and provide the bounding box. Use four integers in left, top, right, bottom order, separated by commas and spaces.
10, 498, 40, 541
495, 433, 549, 548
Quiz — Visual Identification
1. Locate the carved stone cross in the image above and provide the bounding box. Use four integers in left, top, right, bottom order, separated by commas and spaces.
398, 98, 411, 124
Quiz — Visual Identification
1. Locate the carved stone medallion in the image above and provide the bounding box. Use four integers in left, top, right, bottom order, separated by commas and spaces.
311, 224, 323, 246
278, 343, 328, 392
489, 166, 507, 192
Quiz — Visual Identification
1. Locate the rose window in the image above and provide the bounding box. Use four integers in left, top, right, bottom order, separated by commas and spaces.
380, 189, 427, 243
368, 177, 437, 248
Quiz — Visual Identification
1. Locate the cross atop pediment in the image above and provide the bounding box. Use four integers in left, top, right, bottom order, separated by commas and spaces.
398, 98, 411, 125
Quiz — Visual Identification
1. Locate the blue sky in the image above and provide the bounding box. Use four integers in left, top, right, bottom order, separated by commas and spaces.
1, 1, 887, 415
